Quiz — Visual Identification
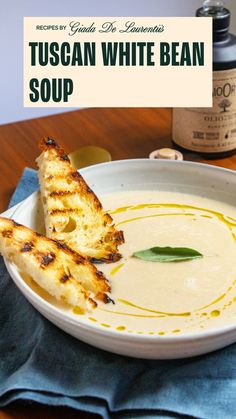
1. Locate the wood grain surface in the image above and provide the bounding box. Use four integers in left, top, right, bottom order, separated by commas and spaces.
1, 107, 236, 213
0, 107, 235, 418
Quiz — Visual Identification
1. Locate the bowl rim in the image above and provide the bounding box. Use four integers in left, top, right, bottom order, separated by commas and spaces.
79, 157, 236, 178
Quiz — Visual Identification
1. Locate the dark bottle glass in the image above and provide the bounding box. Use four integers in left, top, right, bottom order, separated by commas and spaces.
172, 0, 236, 158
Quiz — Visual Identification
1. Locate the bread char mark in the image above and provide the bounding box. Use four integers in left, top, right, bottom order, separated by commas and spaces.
38, 137, 124, 263
0, 217, 111, 298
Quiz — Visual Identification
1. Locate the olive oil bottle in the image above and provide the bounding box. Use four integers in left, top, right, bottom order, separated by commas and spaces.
172, 0, 236, 158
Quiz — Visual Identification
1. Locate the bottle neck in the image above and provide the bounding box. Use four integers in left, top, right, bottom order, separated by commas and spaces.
213, 30, 229, 42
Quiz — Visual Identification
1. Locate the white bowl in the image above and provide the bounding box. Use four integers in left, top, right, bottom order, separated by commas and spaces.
5, 159, 236, 359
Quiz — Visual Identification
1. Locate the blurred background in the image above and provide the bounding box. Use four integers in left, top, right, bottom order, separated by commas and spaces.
0, 0, 235, 125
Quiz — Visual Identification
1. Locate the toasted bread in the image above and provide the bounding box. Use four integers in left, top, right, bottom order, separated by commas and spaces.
0, 217, 112, 312
36, 138, 124, 263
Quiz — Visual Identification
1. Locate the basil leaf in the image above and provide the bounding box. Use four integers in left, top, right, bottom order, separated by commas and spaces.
133, 246, 203, 262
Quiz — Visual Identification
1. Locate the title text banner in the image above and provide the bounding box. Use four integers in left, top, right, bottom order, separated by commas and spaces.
24, 17, 212, 107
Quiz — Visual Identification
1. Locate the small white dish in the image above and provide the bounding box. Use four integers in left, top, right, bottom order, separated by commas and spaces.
4, 159, 236, 359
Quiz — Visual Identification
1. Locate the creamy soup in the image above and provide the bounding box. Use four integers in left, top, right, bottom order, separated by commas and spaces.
83, 190, 236, 335
25, 190, 236, 336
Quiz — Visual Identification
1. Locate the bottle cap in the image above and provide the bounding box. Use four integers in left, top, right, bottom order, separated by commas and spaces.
149, 148, 183, 161
196, 1, 230, 36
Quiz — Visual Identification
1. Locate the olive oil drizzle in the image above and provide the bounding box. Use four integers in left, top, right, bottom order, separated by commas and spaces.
117, 299, 191, 317
116, 212, 195, 227
101, 291, 232, 319
111, 202, 236, 234
100, 308, 165, 318
110, 263, 125, 277
108, 203, 236, 319
85, 202, 236, 334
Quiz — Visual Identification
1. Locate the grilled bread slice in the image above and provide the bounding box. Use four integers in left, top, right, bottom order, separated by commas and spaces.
36, 137, 124, 263
0, 217, 112, 312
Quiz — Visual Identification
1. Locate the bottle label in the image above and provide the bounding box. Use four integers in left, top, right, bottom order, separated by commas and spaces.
173, 68, 236, 153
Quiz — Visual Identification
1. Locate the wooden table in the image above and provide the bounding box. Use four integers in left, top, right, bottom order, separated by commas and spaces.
0, 107, 236, 418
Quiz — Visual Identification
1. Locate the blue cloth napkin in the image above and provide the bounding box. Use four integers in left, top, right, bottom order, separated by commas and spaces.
1, 168, 236, 419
